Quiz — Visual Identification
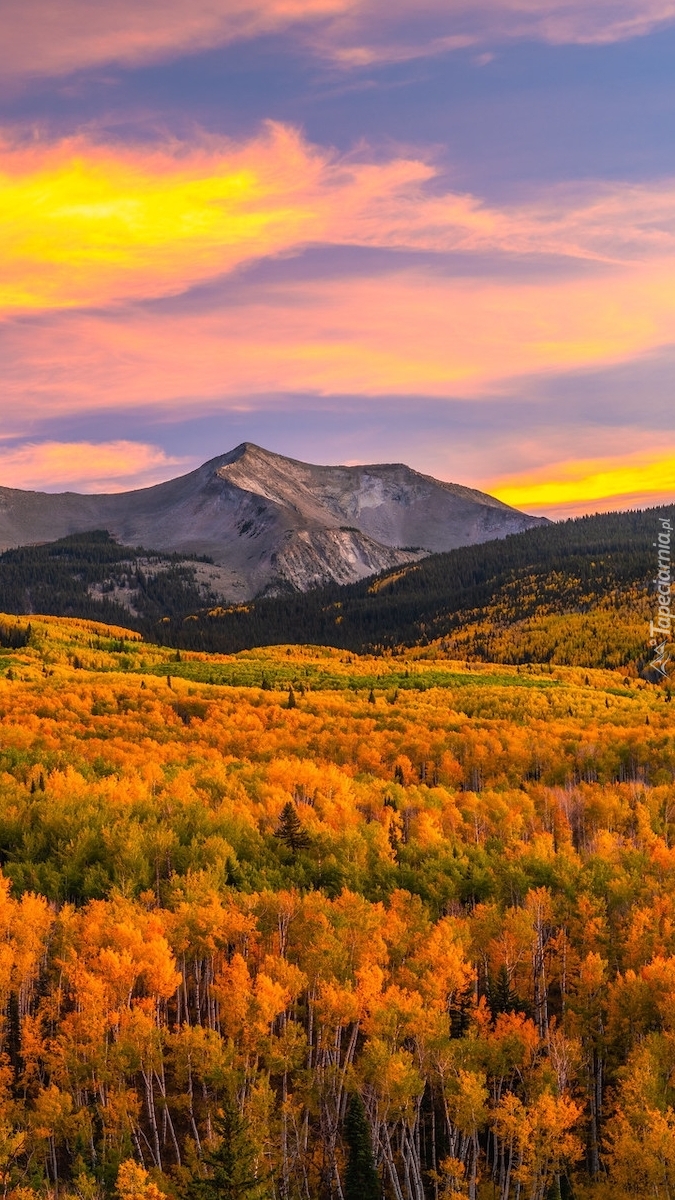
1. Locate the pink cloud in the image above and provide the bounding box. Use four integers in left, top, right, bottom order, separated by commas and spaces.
0, 1, 352, 81
3, 252, 675, 417
0, 440, 189, 492
1, 0, 674, 81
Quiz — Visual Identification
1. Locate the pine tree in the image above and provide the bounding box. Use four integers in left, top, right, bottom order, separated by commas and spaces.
275, 802, 310, 853
287, 686, 296, 709
344, 1094, 379, 1200
488, 963, 520, 1019
186, 1093, 265, 1200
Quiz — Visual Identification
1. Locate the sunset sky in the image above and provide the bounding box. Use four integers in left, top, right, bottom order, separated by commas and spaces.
2, 1, 675, 515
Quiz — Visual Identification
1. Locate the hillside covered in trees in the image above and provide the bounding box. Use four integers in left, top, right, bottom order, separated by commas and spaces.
0, 509, 661, 670
164, 507, 656, 669
0, 532, 217, 628
0, 614, 672, 1199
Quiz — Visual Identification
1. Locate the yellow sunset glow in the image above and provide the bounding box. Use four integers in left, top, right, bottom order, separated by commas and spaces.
0, 131, 323, 309
490, 451, 675, 514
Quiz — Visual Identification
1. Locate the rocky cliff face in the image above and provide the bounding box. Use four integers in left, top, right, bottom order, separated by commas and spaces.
0, 443, 547, 599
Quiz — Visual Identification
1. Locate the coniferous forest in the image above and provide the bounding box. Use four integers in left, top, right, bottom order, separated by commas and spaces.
0, 613, 671, 1199
0, 509, 663, 671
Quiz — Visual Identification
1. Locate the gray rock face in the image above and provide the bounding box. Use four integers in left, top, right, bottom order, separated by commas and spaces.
0, 442, 547, 599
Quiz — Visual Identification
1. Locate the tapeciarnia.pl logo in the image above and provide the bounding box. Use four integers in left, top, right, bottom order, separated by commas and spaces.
649, 516, 673, 678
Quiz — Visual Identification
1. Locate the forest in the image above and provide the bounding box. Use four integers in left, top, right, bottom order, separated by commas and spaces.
0, 509, 662, 669
0, 533, 217, 630
0, 613, 671, 1199
159, 508, 657, 664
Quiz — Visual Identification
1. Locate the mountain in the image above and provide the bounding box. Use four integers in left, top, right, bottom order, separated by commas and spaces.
155, 507, 659, 671
0, 442, 545, 598
0, 508, 659, 672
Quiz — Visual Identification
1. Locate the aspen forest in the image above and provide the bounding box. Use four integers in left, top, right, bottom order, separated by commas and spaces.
0, 614, 673, 1200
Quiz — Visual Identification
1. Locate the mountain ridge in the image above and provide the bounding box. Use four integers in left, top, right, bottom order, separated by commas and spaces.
0, 442, 547, 598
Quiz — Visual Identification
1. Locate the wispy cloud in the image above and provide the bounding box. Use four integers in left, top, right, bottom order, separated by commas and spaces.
0, 126, 432, 311
0, 1, 351, 81
319, 0, 675, 65
2, 0, 674, 82
3, 252, 675, 415
0, 440, 189, 492
4, 127, 675, 314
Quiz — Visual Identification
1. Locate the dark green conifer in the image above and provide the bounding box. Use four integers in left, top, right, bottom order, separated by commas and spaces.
275, 802, 310, 853
186, 1093, 264, 1200
488, 964, 520, 1019
344, 1093, 379, 1200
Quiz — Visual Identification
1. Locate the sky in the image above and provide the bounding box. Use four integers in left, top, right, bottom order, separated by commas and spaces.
2, 1, 675, 516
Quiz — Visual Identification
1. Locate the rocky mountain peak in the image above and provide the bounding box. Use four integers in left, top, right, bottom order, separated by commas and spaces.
0, 444, 547, 600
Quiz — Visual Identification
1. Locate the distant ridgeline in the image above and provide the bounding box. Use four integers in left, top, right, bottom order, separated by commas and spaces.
0, 510, 665, 668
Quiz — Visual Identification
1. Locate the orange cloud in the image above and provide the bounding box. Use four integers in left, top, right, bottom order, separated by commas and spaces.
2, 1, 674, 79
3, 128, 675, 314
0, 441, 188, 492
488, 449, 675, 516
0, 127, 433, 311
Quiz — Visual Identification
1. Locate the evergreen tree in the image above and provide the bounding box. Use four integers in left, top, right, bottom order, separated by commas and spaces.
275, 802, 310, 853
187, 1093, 265, 1200
488, 963, 520, 1019
344, 1094, 379, 1200
287, 686, 296, 709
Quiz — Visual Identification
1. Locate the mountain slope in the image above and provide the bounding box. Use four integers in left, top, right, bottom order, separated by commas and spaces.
155, 507, 660, 670
0, 443, 545, 598
0, 508, 661, 672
